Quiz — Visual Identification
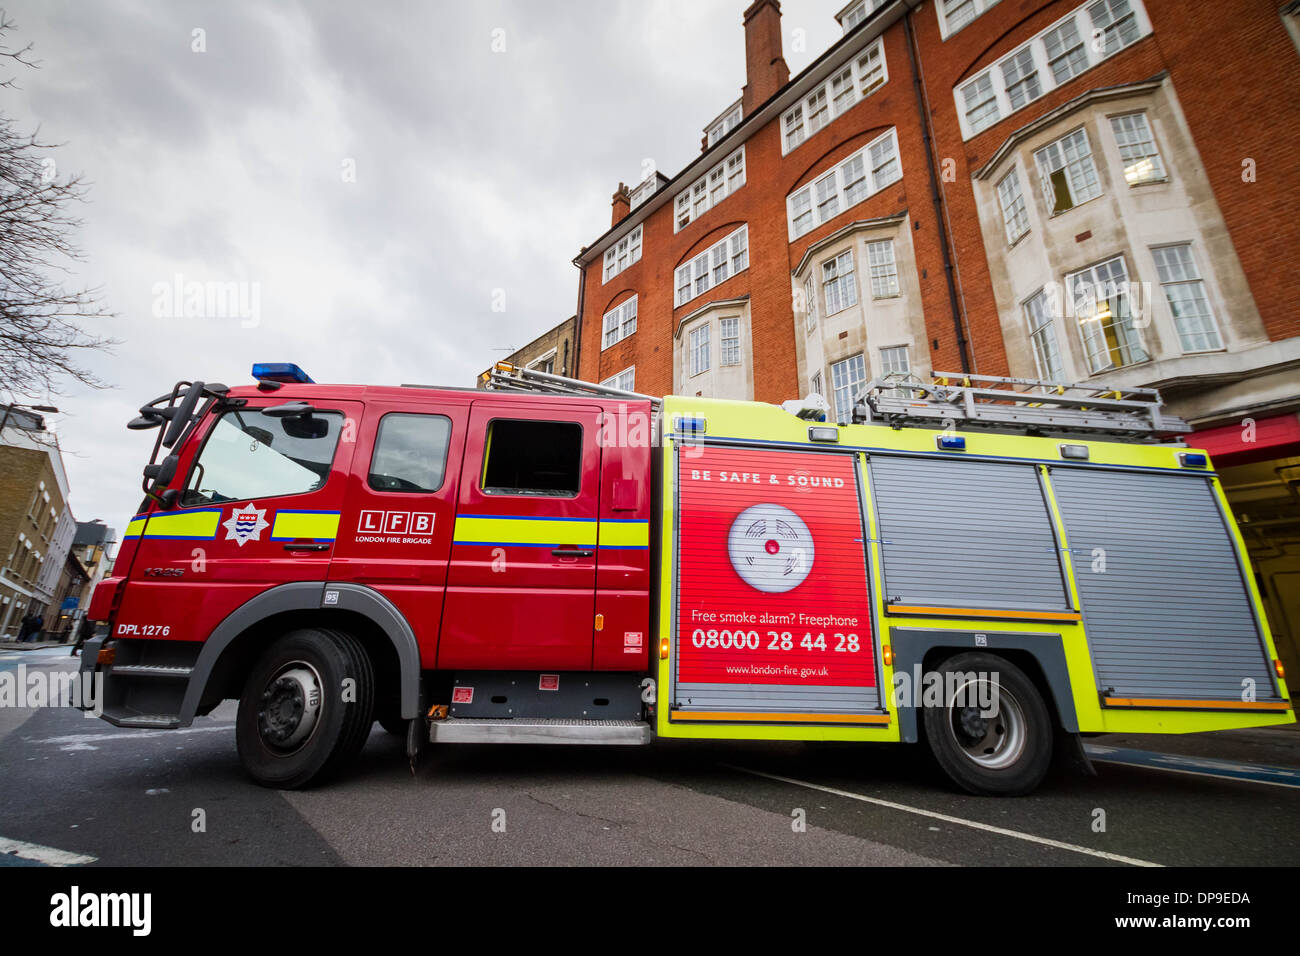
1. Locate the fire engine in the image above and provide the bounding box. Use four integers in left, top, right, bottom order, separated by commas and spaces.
79, 361, 1293, 795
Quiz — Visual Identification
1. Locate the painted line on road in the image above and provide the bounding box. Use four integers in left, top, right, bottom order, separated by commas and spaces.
1084, 744, 1300, 790
724, 764, 1162, 867
0, 836, 96, 867
32, 724, 233, 746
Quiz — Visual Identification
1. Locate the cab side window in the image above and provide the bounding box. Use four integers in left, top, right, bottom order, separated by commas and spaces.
183, 409, 344, 506
368, 413, 452, 493
481, 419, 582, 497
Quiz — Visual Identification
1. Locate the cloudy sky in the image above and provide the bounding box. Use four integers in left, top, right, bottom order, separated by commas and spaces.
5, 0, 848, 532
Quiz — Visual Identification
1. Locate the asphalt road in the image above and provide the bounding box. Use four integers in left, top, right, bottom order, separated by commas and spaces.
2, 647, 1297, 867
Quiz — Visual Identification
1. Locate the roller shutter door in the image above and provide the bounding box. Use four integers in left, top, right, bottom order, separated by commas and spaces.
1050, 468, 1278, 700
867, 455, 1070, 612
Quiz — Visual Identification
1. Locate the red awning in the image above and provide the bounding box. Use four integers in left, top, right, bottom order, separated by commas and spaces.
1191, 412, 1300, 467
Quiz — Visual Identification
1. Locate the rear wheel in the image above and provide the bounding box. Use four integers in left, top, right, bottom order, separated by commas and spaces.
236, 627, 375, 789
921, 652, 1053, 796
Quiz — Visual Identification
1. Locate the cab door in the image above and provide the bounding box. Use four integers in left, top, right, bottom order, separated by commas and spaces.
112, 397, 362, 645
328, 400, 469, 669
438, 401, 603, 670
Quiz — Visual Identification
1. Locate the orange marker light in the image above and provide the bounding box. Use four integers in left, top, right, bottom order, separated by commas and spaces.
1275, 659, 1286, 680
882, 644, 893, 666
659, 638, 670, 660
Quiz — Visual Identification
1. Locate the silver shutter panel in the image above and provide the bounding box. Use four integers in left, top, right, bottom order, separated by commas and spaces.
868, 455, 1069, 611
1049, 468, 1278, 700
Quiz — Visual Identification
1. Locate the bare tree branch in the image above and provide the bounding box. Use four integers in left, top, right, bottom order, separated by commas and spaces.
0, 10, 116, 405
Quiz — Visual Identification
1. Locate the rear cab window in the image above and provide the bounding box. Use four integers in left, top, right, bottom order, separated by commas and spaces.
481, 419, 582, 497
368, 413, 453, 493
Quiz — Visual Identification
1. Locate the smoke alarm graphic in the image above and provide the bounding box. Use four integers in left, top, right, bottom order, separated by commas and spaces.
727, 503, 814, 593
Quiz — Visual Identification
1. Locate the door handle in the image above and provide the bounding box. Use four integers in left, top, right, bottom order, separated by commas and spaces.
551, 548, 594, 558
284, 543, 331, 552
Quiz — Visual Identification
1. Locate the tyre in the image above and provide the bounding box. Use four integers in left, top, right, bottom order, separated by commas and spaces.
377, 715, 409, 736
236, 627, 375, 789
921, 652, 1053, 796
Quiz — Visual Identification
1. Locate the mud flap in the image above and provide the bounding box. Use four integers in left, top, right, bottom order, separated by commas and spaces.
406, 716, 426, 775
1054, 728, 1097, 777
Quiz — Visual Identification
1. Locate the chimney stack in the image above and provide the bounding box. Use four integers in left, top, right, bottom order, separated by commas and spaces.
741, 0, 789, 117
611, 182, 631, 226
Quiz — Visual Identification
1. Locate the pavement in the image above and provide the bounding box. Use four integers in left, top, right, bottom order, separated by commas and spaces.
0, 647, 1296, 867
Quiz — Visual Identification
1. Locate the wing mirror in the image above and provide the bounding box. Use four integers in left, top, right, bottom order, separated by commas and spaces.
143, 453, 180, 486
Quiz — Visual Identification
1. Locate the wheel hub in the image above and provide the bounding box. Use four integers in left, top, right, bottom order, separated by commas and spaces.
257, 663, 322, 753
945, 679, 1026, 771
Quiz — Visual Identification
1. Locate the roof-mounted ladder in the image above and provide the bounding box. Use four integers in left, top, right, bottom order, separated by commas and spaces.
852, 372, 1189, 440
480, 362, 662, 408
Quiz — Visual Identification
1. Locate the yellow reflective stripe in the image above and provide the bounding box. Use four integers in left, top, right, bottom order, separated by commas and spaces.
124, 516, 148, 538
599, 520, 649, 549
271, 511, 340, 541
453, 516, 597, 547
141, 509, 221, 539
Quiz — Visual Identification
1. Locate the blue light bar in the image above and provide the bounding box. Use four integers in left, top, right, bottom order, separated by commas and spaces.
252, 363, 314, 384
673, 415, 707, 435
1179, 452, 1208, 468
936, 434, 966, 451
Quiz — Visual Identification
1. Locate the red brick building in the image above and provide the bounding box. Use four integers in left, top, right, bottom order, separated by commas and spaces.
569, 0, 1300, 670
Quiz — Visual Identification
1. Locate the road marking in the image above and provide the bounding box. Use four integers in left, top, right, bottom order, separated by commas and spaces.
1085, 744, 1300, 790
33, 724, 232, 746
0, 836, 96, 867
725, 764, 1162, 867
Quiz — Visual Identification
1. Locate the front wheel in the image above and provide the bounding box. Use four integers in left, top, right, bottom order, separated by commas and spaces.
921, 652, 1053, 796
236, 627, 375, 789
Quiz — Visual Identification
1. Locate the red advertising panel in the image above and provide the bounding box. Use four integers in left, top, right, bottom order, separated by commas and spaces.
675, 445, 875, 690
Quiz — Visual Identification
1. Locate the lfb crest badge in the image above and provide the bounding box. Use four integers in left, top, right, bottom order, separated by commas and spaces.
222, 504, 269, 547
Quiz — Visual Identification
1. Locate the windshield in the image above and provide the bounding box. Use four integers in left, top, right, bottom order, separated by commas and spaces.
181, 408, 343, 506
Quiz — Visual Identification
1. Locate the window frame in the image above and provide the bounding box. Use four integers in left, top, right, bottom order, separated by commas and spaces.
602, 225, 642, 283
1023, 288, 1066, 382
781, 38, 888, 155
997, 166, 1031, 245
879, 344, 911, 377
822, 249, 859, 316
1150, 242, 1224, 353
1109, 111, 1166, 186
786, 129, 901, 240
865, 238, 900, 299
367, 412, 454, 495
675, 225, 749, 308
719, 316, 742, 366
1065, 254, 1148, 374
675, 147, 746, 232
601, 366, 637, 391
526, 348, 558, 374
602, 295, 638, 350
939, 0, 1002, 39
706, 101, 742, 147
804, 274, 818, 332
952, 0, 1152, 139
688, 323, 711, 377
1033, 126, 1102, 216
829, 353, 868, 423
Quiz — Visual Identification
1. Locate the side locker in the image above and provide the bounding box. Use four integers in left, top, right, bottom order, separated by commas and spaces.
439, 401, 604, 671
594, 400, 654, 670
669, 442, 884, 723
1049, 467, 1285, 706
